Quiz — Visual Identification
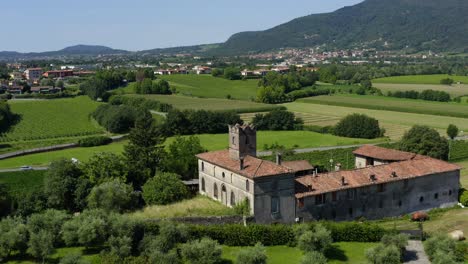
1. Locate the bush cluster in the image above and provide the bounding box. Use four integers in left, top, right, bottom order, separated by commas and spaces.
92, 104, 138, 133
387, 89, 451, 102
459, 188, 468, 206
333, 113, 385, 139
252, 109, 304, 131
134, 78, 172, 95
78, 136, 113, 147
109, 95, 173, 113
424, 234, 466, 263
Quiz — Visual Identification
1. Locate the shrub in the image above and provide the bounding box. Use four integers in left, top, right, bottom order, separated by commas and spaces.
78, 136, 112, 147
180, 238, 222, 264
297, 224, 332, 253
460, 189, 468, 206
333, 114, 384, 139
92, 104, 137, 133
440, 78, 454, 85
27, 209, 70, 247
62, 209, 112, 247
107, 235, 132, 259
320, 222, 391, 242
87, 180, 136, 212
398, 125, 449, 160
236, 242, 267, 264
446, 124, 459, 140
0, 216, 28, 261
424, 234, 460, 262
142, 173, 189, 205
300, 251, 327, 264
27, 230, 55, 263
365, 244, 400, 264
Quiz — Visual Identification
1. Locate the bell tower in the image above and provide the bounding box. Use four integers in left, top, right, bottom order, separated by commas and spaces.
229, 124, 257, 160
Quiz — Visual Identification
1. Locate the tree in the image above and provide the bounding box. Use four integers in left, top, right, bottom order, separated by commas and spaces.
61, 209, 111, 248
87, 180, 135, 212
233, 198, 251, 226
300, 251, 327, 264
82, 152, 128, 185
211, 68, 224, 77
142, 173, 189, 205
365, 244, 400, 264
360, 79, 372, 90
55, 80, 64, 89
181, 238, 222, 264
236, 243, 267, 264
399, 125, 449, 160
333, 114, 384, 139
297, 224, 332, 253
162, 136, 206, 179
252, 109, 303, 130
223, 67, 241, 80
107, 235, 132, 259
0, 184, 11, 217
27, 210, 69, 247
446, 124, 459, 140
40, 78, 55, 86
0, 217, 28, 261
27, 230, 54, 264
44, 159, 83, 211
124, 110, 166, 187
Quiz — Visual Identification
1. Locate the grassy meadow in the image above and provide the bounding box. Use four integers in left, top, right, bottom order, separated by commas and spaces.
297, 94, 468, 118
374, 83, 468, 97
125, 94, 280, 112
373, 74, 468, 84
0, 131, 381, 169
2, 97, 105, 142
457, 159, 468, 188
284, 101, 468, 140
0, 170, 46, 198
159, 74, 260, 100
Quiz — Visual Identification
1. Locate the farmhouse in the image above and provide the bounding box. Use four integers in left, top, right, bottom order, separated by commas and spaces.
24, 68, 43, 81
43, 70, 74, 78
197, 124, 460, 224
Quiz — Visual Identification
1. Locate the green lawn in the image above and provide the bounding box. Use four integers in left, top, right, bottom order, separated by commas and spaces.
297, 94, 468, 118
159, 74, 260, 100
284, 101, 468, 140
457, 159, 468, 188
373, 74, 468, 85
130, 195, 236, 219
2, 96, 105, 142
222, 242, 378, 264
7, 247, 101, 264
0, 131, 381, 169
125, 94, 279, 112
0, 170, 46, 197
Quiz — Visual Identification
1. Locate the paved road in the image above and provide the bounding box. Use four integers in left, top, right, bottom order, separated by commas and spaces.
0, 167, 48, 173
403, 240, 430, 264
150, 110, 167, 117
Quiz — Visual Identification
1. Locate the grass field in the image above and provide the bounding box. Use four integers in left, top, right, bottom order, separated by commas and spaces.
373, 74, 468, 85
159, 74, 260, 100
1, 97, 105, 142
457, 159, 468, 188
130, 195, 236, 219
374, 83, 468, 97
297, 94, 468, 118
222, 242, 378, 264
284, 101, 468, 140
0, 131, 381, 169
125, 94, 279, 112
0, 170, 46, 198
7, 246, 101, 264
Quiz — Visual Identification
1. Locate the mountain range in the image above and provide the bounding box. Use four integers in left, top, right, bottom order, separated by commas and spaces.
1, 0, 467, 59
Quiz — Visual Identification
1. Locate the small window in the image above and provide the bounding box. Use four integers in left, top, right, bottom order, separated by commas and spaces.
230, 191, 236, 206
434, 193, 438, 199
201, 178, 205, 192
222, 172, 225, 178
332, 192, 337, 202
213, 183, 218, 199
347, 190, 354, 200
232, 136, 235, 145
449, 190, 453, 196
297, 198, 304, 208
201, 162, 205, 172
246, 180, 250, 192
377, 184, 385, 193
315, 194, 325, 205
271, 197, 280, 214
398, 200, 402, 207
379, 200, 383, 209
348, 207, 353, 217
419, 196, 424, 203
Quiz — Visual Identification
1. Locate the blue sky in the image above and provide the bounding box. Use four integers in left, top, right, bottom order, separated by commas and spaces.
2, 0, 363, 52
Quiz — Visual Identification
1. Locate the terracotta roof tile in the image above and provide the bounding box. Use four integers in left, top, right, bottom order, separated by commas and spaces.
196, 150, 291, 179
282, 160, 314, 172
295, 157, 461, 198
353, 145, 419, 161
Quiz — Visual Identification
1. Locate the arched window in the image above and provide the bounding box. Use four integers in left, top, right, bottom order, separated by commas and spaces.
230, 191, 236, 206
246, 180, 250, 192
232, 136, 235, 145
419, 196, 424, 203
201, 178, 205, 192
201, 162, 205, 172
222, 172, 225, 178
213, 183, 218, 199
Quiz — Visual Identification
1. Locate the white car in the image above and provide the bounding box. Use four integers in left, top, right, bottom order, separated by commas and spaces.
19, 165, 33, 171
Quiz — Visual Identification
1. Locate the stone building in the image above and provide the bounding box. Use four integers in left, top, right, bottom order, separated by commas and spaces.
196, 124, 461, 224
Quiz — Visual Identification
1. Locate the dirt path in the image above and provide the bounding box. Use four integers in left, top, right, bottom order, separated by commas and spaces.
403, 240, 430, 264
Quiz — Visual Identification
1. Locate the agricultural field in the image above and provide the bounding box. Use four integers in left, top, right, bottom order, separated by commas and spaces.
0, 170, 46, 198
374, 83, 468, 97
126, 94, 280, 112
284, 101, 468, 140
457, 159, 468, 188
159, 74, 260, 100
1, 96, 105, 142
0, 131, 381, 169
373, 74, 468, 85
297, 94, 468, 118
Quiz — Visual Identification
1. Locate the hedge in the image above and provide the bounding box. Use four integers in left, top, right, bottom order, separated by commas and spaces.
78, 136, 113, 147
141, 221, 393, 246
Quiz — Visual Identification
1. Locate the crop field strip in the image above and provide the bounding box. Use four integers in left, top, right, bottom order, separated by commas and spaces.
1, 96, 105, 142
373, 74, 468, 85
374, 83, 468, 97
284, 102, 466, 139
126, 94, 280, 112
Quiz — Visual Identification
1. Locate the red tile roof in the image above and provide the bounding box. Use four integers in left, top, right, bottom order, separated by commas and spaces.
295, 157, 461, 198
353, 145, 422, 161
196, 150, 291, 179
282, 160, 314, 172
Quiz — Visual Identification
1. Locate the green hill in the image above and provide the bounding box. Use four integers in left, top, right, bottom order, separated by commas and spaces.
214, 0, 468, 54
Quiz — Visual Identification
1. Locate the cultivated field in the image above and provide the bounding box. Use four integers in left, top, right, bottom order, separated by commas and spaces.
160, 74, 260, 100
374, 83, 468, 97
126, 94, 279, 112
284, 102, 468, 140
1, 97, 105, 142
457, 159, 468, 188
0, 170, 46, 198
0, 131, 381, 169
373, 74, 468, 84
297, 94, 468, 118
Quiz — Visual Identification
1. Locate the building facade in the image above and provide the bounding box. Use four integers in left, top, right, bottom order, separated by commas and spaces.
197, 125, 461, 224
24, 68, 43, 81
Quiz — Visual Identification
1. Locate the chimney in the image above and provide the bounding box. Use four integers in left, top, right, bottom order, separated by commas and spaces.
391, 171, 397, 178
307, 184, 313, 191
239, 157, 245, 170
341, 176, 347, 186
335, 163, 342, 172
313, 169, 318, 177
276, 153, 282, 165
370, 174, 377, 182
